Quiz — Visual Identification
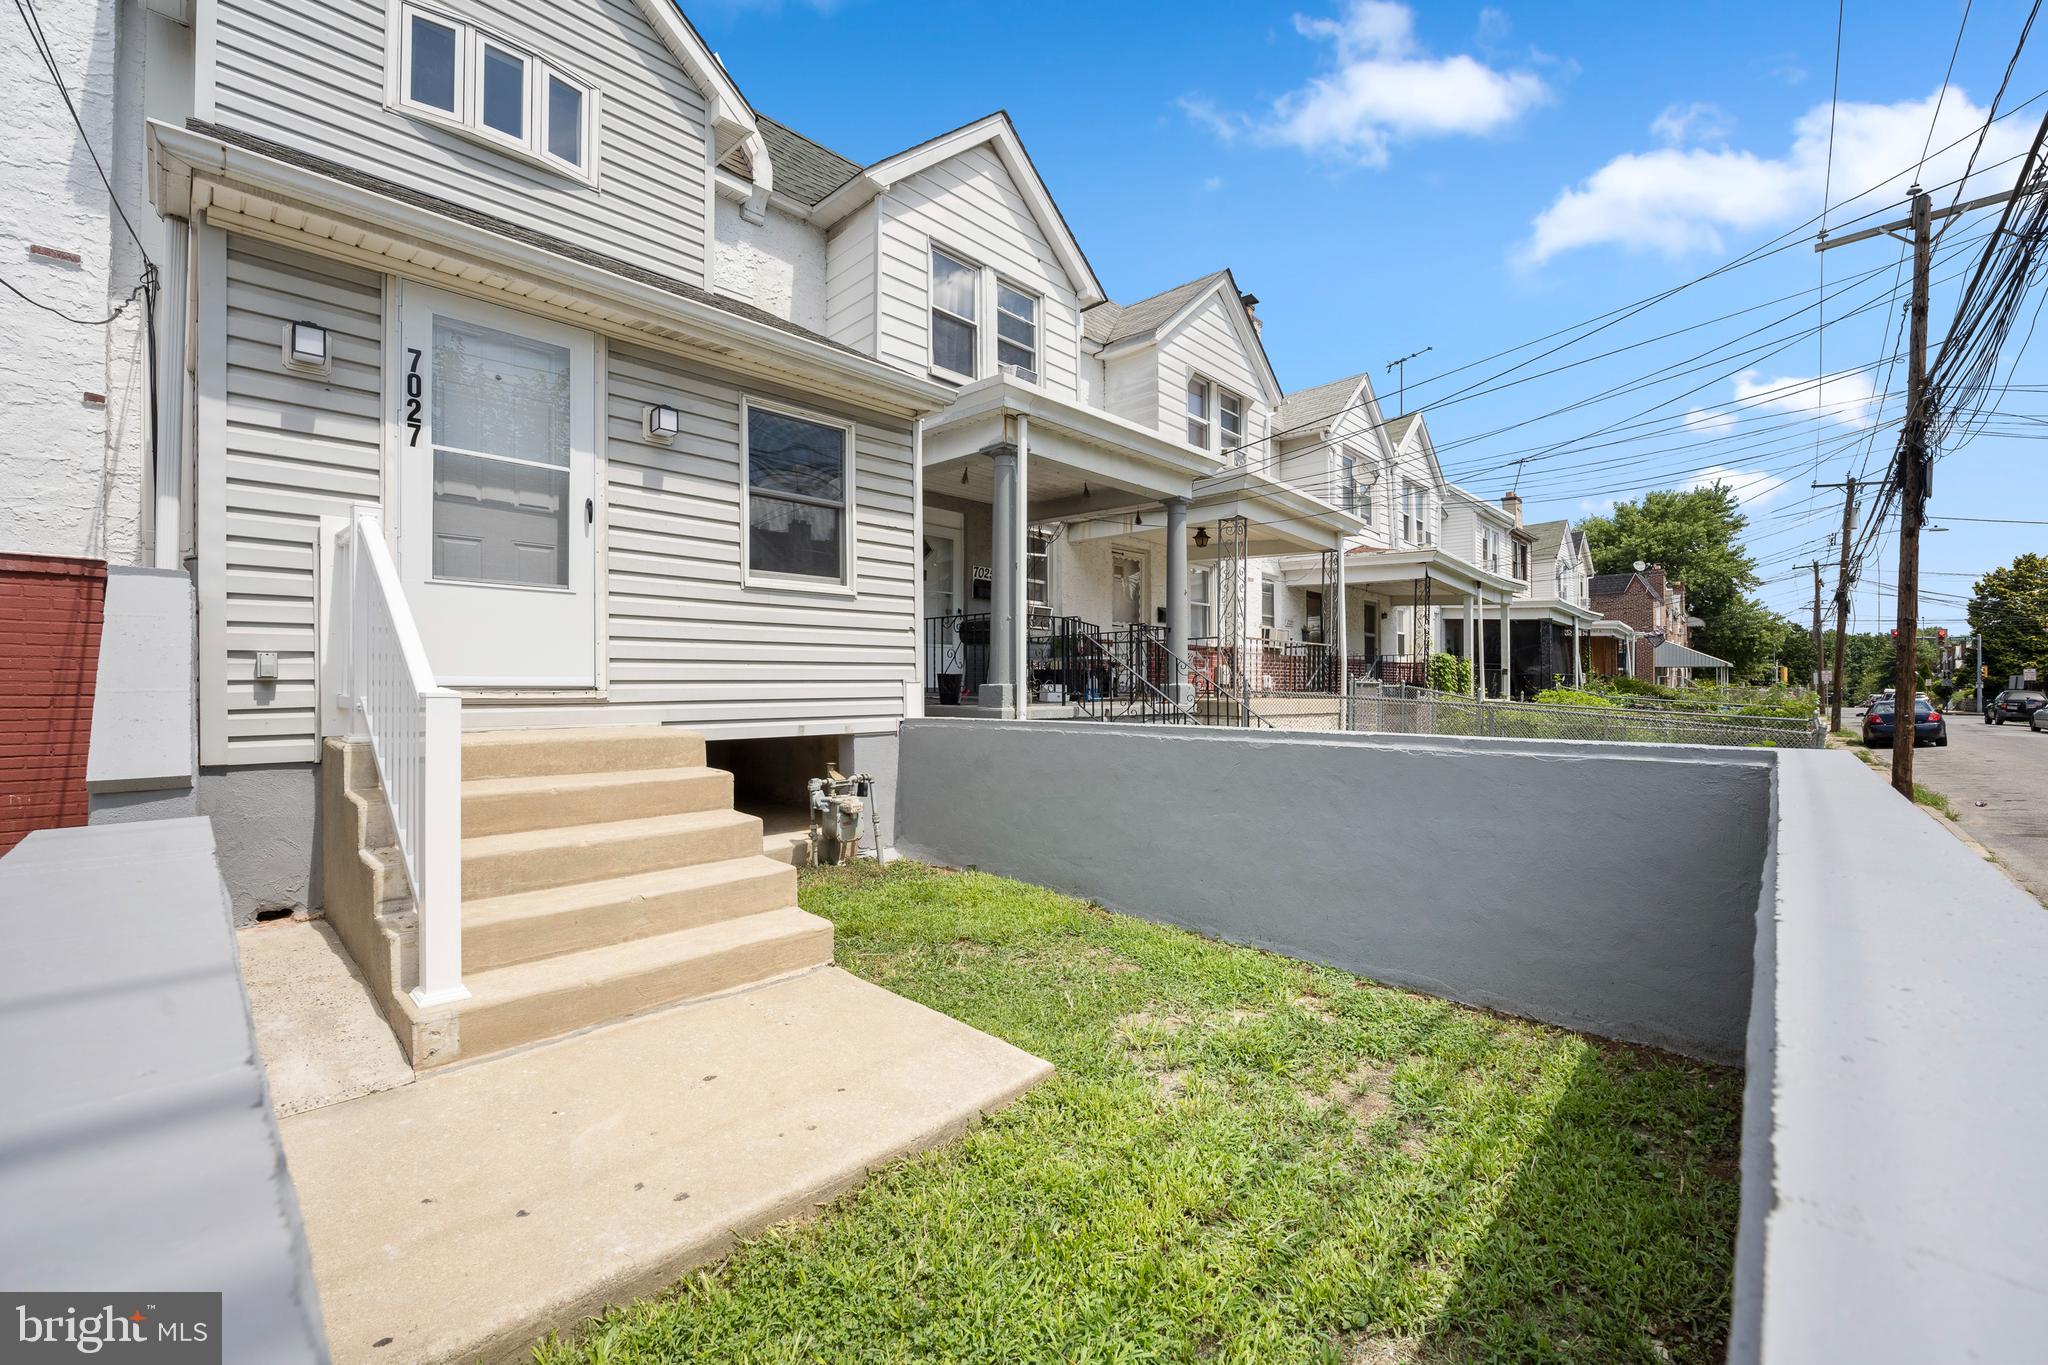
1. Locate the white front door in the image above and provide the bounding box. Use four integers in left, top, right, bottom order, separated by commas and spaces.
397, 284, 598, 687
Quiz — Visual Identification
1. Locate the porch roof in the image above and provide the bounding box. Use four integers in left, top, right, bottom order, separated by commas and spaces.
1655, 641, 1734, 671
1324, 545, 1524, 601
148, 120, 953, 420
923, 371, 1223, 510
1507, 595, 1605, 626
1584, 618, 1636, 639
1185, 468, 1366, 554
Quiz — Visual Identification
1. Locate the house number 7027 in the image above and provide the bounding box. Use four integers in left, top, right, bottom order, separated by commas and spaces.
405, 348, 423, 446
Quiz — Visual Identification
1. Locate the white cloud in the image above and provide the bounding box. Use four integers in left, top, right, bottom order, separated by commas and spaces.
1183, 1, 1551, 168
1521, 89, 2032, 265
1729, 367, 1881, 428
1202, 174, 1226, 192
1651, 101, 1732, 146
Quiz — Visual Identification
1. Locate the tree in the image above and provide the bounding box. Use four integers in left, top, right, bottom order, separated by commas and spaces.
1580, 483, 1765, 671
1968, 554, 2048, 688
1705, 594, 1795, 682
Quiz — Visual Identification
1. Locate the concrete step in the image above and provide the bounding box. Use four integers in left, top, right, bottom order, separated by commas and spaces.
449, 907, 835, 1062
461, 766, 734, 839
461, 726, 707, 781
462, 855, 798, 972
460, 809, 764, 901
760, 826, 815, 869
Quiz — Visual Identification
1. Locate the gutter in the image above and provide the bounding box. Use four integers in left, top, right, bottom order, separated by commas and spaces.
149, 120, 953, 418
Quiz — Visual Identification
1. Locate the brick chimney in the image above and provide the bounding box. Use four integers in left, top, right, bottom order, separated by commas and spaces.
1239, 292, 1262, 337
1500, 490, 1522, 525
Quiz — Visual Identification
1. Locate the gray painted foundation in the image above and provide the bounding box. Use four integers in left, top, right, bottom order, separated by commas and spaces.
199, 762, 322, 924
897, 720, 1767, 1062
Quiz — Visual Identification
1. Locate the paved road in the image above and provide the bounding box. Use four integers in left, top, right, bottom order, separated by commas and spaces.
1885, 714, 2048, 903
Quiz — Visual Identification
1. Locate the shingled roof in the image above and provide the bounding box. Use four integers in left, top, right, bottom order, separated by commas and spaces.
1277, 372, 1367, 433
755, 115, 862, 206
1523, 518, 1569, 563
1081, 271, 1231, 345
1381, 413, 1420, 447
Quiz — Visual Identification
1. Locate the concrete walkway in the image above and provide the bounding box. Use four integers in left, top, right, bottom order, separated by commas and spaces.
280, 964, 1051, 1364
239, 918, 414, 1115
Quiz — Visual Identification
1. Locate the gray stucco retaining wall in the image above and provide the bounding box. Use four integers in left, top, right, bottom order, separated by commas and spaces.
0, 818, 329, 1362
199, 762, 322, 923
897, 720, 1769, 1062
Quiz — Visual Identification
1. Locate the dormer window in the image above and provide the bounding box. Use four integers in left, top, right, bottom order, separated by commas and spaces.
997, 282, 1038, 376
1186, 377, 1212, 448
930, 248, 979, 380
1219, 392, 1244, 452
393, 6, 596, 182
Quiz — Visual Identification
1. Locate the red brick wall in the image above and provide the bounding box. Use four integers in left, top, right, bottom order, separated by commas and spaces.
0, 554, 107, 854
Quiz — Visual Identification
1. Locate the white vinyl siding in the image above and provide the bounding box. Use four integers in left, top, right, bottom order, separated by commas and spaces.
211, 0, 712, 287
868, 145, 1082, 398
200, 234, 386, 764
1155, 291, 1267, 453
823, 200, 879, 352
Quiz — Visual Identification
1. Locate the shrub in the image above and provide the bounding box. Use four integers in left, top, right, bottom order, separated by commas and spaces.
1605, 674, 1682, 699
1426, 651, 1472, 695
1534, 686, 1617, 708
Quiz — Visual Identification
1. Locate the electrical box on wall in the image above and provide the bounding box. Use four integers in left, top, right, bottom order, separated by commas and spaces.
254, 651, 280, 681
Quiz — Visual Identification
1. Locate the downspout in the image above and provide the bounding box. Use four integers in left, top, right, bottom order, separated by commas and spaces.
1014, 413, 1030, 719
908, 416, 925, 720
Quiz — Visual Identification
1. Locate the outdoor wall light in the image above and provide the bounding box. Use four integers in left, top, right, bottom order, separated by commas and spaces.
1193, 526, 1211, 549
643, 404, 681, 442
284, 321, 329, 371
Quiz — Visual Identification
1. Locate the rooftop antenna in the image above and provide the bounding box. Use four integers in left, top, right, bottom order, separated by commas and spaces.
1384, 346, 1432, 417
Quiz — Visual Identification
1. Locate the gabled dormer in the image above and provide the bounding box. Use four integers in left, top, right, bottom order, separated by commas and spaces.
809, 112, 1102, 400
1272, 370, 1395, 536
201, 0, 765, 289
1081, 270, 1281, 460
1382, 413, 1445, 549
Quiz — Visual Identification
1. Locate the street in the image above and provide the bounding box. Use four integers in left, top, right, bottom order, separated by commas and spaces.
1874, 714, 2048, 904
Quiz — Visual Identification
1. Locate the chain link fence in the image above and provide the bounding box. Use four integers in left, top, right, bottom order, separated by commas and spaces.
1343, 684, 1826, 749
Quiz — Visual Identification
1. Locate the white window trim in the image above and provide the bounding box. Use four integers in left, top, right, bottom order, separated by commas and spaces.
1218, 389, 1244, 452
1260, 577, 1277, 629
1026, 523, 1056, 620
927, 244, 982, 385
386, 4, 601, 187
996, 278, 1040, 378
740, 396, 858, 596
1189, 565, 1214, 637
1186, 374, 1213, 450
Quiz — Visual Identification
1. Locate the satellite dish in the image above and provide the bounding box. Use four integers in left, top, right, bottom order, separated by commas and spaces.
1632, 560, 1648, 572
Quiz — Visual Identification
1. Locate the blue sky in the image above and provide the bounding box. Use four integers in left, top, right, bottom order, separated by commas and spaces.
688, 0, 2048, 634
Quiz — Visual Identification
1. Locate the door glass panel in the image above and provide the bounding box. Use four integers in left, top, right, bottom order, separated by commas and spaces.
430, 316, 571, 587
1113, 553, 1143, 625
924, 532, 957, 616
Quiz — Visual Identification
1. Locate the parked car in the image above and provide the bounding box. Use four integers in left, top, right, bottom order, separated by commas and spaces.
1986, 690, 2003, 723
2033, 706, 2048, 733
1991, 689, 2046, 725
1863, 698, 1948, 747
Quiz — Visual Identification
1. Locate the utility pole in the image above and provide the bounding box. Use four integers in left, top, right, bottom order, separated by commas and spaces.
1810, 560, 1825, 697
1813, 475, 1857, 732
1384, 346, 1431, 417
1818, 180, 2011, 797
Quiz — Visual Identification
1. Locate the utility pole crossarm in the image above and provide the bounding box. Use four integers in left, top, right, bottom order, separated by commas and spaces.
1815, 188, 2017, 252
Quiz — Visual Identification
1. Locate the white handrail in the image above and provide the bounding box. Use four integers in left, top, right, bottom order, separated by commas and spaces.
336, 508, 467, 1008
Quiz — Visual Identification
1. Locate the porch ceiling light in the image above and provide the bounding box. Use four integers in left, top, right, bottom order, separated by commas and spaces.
284, 321, 329, 371
1194, 526, 1211, 549
643, 404, 681, 442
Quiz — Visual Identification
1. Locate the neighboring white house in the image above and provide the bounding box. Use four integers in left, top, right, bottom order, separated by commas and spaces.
1505, 517, 1606, 696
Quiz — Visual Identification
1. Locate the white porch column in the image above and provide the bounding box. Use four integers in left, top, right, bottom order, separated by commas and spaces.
987, 445, 1018, 716
1474, 591, 1488, 699
1572, 619, 1583, 687
1165, 496, 1190, 655
1334, 552, 1349, 706
1012, 416, 1031, 718
1462, 597, 1478, 697
1499, 594, 1512, 699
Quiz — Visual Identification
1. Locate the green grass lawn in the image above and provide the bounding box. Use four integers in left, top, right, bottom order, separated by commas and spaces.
536, 863, 1744, 1365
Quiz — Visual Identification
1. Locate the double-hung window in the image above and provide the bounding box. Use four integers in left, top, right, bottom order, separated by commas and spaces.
930, 249, 979, 379
1514, 540, 1530, 581
745, 402, 852, 586
1189, 567, 1213, 637
1187, 377, 1212, 448
396, 6, 595, 179
997, 283, 1038, 376
1339, 448, 1364, 519
1401, 483, 1423, 543
1305, 590, 1324, 642
1025, 526, 1053, 622
1219, 392, 1244, 454
1260, 579, 1277, 630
